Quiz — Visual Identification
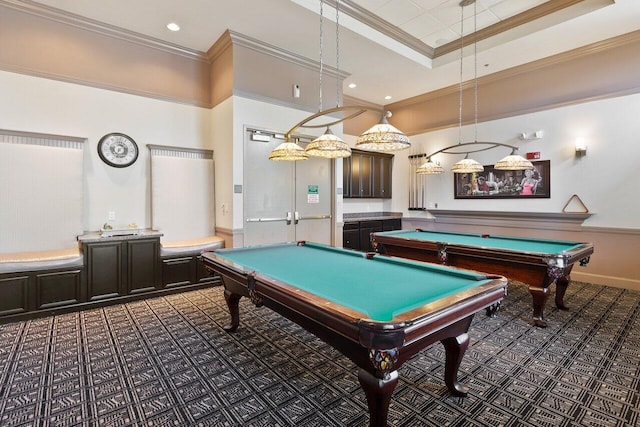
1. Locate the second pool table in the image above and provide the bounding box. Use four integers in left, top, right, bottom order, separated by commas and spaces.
371, 229, 594, 328
201, 241, 507, 427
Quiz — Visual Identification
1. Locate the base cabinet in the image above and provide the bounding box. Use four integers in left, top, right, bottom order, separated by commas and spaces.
83, 237, 161, 300
343, 218, 402, 251
162, 253, 217, 288
0, 231, 220, 323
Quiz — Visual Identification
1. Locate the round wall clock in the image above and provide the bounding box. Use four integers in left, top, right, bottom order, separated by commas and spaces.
97, 133, 139, 168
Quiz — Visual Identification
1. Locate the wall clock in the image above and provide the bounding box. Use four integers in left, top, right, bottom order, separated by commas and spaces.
97, 133, 139, 168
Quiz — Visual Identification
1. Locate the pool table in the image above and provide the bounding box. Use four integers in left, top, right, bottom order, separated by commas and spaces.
201, 241, 507, 427
371, 229, 594, 328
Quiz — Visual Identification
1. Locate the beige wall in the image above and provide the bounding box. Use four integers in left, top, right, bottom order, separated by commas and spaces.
386, 30, 640, 135
0, 3, 211, 107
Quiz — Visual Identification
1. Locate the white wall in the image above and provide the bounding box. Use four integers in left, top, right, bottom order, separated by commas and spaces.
0, 70, 211, 232
210, 97, 234, 232
394, 93, 640, 229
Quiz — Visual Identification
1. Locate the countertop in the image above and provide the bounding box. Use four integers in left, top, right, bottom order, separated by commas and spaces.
343, 212, 403, 222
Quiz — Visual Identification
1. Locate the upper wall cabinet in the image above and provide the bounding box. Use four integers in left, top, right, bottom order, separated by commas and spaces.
343, 149, 394, 199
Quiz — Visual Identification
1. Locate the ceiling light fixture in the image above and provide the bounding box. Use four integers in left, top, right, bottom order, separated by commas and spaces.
271, 0, 410, 161
304, 0, 351, 159
417, 0, 532, 175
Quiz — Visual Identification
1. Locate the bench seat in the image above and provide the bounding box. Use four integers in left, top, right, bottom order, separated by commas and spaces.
160, 235, 225, 257
0, 248, 83, 274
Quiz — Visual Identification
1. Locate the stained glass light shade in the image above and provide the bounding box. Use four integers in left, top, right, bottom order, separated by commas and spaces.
451, 157, 484, 173
416, 159, 444, 174
355, 115, 410, 151
494, 153, 534, 170
305, 127, 352, 158
268, 141, 308, 161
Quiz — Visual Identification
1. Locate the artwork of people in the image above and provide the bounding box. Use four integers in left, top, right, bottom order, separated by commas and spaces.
454, 161, 549, 199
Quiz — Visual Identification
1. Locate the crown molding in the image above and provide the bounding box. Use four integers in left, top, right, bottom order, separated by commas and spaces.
389, 29, 640, 110
223, 30, 350, 81
331, 0, 434, 58
0, 0, 209, 63
434, 0, 613, 58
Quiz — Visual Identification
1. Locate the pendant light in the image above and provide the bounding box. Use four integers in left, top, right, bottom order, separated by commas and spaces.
451, 0, 483, 173
305, 0, 352, 159
355, 112, 411, 151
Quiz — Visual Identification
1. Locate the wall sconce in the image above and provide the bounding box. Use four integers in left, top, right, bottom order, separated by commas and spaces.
575, 137, 587, 157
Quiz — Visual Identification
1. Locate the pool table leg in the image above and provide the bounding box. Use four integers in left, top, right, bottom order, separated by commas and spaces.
441, 332, 470, 397
529, 284, 551, 328
358, 369, 398, 427
223, 290, 241, 332
555, 275, 570, 310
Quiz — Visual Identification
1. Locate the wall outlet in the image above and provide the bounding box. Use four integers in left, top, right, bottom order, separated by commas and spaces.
108, 211, 116, 221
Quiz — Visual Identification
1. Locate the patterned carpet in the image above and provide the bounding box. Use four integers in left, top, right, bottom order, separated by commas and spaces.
0, 280, 639, 427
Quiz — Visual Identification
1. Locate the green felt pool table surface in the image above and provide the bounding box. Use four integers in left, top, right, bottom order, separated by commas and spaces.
211, 241, 497, 322
375, 229, 584, 254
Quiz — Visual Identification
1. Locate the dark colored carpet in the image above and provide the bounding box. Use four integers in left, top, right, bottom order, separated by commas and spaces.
1, 280, 639, 426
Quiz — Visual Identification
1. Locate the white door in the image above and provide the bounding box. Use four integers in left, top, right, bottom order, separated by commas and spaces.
244, 128, 332, 247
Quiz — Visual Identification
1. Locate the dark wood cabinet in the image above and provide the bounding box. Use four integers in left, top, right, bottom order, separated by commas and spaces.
344, 149, 393, 199
81, 233, 161, 301
343, 218, 402, 251
343, 222, 360, 250
161, 252, 217, 288
1, 231, 220, 323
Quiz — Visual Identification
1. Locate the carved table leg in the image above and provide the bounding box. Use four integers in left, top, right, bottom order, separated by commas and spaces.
440, 333, 470, 397
358, 369, 399, 427
555, 275, 570, 310
223, 290, 241, 332
529, 285, 551, 328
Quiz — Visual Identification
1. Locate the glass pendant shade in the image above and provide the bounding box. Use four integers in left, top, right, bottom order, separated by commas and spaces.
305, 127, 352, 158
355, 115, 410, 151
451, 157, 484, 173
416, 159, 444, 174
268, 141, 308, 161
494, 153, 534, 170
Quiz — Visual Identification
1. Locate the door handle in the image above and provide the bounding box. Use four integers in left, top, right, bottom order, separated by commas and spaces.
297, 214, 332, 221
246, 213, 291, 224
294, 211, 299, 225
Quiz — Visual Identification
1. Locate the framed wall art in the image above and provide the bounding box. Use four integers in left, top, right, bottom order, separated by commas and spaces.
454, 160, 550, 199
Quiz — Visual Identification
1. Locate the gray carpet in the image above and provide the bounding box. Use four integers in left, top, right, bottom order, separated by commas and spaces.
0, 280, 639, 426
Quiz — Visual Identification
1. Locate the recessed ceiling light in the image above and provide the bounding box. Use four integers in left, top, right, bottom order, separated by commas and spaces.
384, 95, 392, 100
167, 22, 180, 32
348, 83, 357, 89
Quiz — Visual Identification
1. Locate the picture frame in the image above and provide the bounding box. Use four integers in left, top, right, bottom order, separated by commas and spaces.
454, 160, 550, 199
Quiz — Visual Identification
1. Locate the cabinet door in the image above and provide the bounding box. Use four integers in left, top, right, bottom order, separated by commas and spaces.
86, 241, 123, 300
372, 155, 393, 198
359, 221, 383, 252
343, 156, 352, 197
127, 239, 160, 294
359, 153, 373, 198
383, 218, 402, 231
343, 222, 360, 250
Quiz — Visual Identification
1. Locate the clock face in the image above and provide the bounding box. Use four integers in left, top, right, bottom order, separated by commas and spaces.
98, 133, 139, 168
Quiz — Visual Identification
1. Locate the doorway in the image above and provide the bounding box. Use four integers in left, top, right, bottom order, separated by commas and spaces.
243, 127, 333, 247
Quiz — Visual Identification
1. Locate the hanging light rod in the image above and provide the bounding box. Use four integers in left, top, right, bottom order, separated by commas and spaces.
413, 141, 534, 175
286, 106, 410, 152
270, 105, 410, 161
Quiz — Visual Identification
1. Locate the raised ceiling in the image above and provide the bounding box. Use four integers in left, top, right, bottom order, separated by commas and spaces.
21, 0, 640, 104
